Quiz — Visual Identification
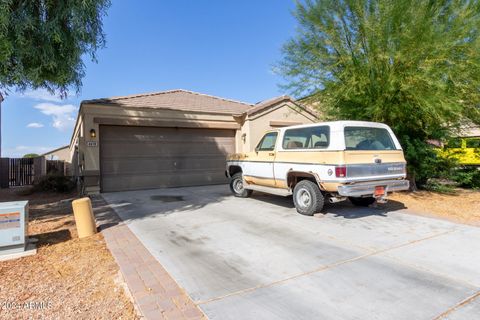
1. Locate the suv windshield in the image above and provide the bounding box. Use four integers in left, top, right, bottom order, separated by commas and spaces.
344, 126, 396, 150
256, 132, 278, 151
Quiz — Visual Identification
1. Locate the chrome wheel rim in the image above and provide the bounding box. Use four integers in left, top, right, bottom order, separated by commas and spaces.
296, 188, 311, 208
233, 178, 244, 194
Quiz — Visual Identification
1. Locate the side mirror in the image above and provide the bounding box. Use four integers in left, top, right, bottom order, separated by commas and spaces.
255, 147, 259, 153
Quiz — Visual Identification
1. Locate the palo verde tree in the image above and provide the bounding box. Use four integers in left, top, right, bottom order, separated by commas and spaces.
0, 0, 110, 97
279, 0, 480, 187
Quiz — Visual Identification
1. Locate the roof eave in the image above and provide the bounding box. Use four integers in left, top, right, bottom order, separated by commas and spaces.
41, 145, 69, 156
247, 95, 319, 119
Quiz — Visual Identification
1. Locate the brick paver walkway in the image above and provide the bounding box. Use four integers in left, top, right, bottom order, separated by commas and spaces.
91, 196, 205, 320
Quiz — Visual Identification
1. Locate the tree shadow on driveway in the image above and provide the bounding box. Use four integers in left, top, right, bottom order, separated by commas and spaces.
99, 185, 233, 224
99, 186, 409, 225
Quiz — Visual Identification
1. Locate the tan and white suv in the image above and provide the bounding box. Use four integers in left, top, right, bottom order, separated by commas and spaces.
226, 121, 410, 215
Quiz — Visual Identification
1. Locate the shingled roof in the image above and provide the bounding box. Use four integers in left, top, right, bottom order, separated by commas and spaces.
82, 89, 253, 115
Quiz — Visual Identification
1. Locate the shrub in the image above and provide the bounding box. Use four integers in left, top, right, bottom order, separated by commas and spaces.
34, 175, 76, 193
14, 186, 35, 196
403, 138, 458, 189
452, 168, 480, 189
423, 180, 456, 194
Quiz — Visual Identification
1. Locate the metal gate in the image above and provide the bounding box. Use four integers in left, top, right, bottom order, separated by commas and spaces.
7, 158, 34, 187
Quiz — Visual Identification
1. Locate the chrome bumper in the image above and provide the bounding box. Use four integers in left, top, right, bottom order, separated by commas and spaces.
337, 179, 410, 197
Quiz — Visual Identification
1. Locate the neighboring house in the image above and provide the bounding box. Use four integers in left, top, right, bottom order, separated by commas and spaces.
69, 89, 318, 194
462, 126, 480, 138
42, 145, 70, 161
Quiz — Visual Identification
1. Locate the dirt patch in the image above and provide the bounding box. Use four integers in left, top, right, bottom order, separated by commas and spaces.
389, 189, 480, 226
0, 188, 138, 319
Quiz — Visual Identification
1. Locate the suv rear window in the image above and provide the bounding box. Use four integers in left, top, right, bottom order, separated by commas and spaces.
344, 127, 396, 150
283, 126, 330, 149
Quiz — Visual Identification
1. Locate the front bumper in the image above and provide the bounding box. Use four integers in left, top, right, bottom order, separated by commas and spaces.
337, 179, 410, 197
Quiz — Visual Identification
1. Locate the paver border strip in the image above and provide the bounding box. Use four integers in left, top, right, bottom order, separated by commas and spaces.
91, 195, 205, 320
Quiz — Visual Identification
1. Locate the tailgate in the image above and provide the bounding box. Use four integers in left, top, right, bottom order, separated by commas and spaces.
343, 150, 407, 179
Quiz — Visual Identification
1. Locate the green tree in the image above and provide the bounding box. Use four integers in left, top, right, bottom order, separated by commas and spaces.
280, 0, 480, 187
23, 153, 39, 158
0, 0, 110, 97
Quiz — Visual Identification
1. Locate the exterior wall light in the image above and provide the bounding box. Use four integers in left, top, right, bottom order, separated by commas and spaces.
241, 133, 246, 143
90, 129, 96, 138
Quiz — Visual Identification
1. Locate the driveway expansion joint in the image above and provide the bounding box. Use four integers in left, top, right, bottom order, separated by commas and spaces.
432, 290, 480, 320
197, 229, 457, 305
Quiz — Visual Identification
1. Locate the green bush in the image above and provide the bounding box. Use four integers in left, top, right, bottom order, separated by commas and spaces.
34, 175, 76, 193
452, 168, 480, 189
403, 138, 458, 189
423, 180, 456, 194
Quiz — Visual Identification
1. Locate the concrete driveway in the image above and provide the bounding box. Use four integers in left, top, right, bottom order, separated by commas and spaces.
103, 185, 480, 320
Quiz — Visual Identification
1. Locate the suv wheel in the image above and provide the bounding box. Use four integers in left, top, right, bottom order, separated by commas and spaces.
229, 172, 253, 198
293, 180, 324, 216
349, 196, 376, 207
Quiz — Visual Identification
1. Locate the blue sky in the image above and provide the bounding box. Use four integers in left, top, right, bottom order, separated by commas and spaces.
1, 0, 297, 157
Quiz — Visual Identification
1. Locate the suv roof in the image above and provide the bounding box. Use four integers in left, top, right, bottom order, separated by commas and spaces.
281, 120, 391, 131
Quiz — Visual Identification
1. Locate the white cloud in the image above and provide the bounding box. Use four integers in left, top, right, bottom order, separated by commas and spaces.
18, 89, 66, 102
26, 122, 44, 128
2, 145, 55, 158
34, 102, 77, 131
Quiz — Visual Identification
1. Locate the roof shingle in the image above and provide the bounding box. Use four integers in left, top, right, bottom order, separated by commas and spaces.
82, 89, 253, 115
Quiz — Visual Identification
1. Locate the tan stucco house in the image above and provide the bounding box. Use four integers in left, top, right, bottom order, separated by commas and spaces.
42, 145, 70, 161
69, 89, 318, 193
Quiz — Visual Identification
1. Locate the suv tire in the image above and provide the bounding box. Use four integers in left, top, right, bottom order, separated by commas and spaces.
293, 180, 324, 216
349, 196, 376, 207
229, 172, 253, 198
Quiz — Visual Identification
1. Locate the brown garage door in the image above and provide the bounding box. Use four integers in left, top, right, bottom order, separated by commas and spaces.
100, 125, 235, 192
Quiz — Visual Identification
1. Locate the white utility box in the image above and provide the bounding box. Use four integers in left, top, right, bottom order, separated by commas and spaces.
0, 200, 29, 255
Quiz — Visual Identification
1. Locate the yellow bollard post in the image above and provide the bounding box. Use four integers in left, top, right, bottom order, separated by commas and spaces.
72, 197, 97, 238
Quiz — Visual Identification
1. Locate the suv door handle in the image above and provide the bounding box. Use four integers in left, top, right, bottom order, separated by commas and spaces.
268, 152, 275, 156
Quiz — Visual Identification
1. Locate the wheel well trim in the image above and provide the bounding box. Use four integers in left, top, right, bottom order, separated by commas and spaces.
285, 170, 322, 188
227, 164, 243, 178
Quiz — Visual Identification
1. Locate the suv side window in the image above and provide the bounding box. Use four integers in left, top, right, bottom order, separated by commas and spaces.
256, 132, 278, 151
283, 126, 330, 149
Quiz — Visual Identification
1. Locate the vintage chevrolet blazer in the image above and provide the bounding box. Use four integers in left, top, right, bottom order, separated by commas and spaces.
226, 121, 410, 215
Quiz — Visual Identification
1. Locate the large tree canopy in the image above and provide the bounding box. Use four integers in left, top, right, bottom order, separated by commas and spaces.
280, 0, 480, 185
0, 0, 110, 97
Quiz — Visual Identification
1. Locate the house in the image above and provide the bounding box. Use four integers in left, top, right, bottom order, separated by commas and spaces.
69, 89, 318, 193
463, 126, 480, 138
42, 145, 70, 161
